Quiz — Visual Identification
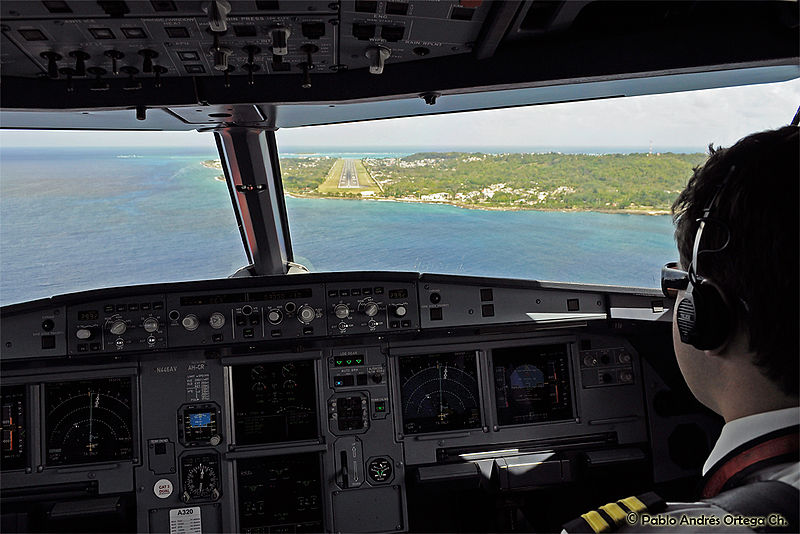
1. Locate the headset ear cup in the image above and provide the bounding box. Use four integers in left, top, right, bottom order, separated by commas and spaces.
690, 280, 731, 350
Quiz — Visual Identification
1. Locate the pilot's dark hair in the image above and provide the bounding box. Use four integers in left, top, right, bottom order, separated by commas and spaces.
672, 125, 799, 396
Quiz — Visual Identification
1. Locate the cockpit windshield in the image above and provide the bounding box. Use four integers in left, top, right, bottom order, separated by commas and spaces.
0, 132, 248, 306
278, 79, 800, 286
1, 80, 798, 305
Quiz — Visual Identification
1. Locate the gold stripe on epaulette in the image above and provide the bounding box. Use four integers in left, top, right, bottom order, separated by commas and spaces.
581, 510, 610, 533
600, 502, 627, 525
619, 496, 647, 514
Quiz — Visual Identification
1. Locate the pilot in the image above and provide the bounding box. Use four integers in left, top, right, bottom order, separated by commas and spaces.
563, 121, 799, 533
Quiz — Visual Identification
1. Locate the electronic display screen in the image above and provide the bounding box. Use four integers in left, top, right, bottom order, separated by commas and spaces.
77, 310, 99, 321
232, 360, 317, 445
45, 377, 134, 466
180, 293, 246, 306
493, 344, 573, 426
249, 288, 313, 301
189, 412, 212, 428
2, 385, 26, 471
389, 288, 408, 299
237, 453, 323, 533
399, 351, 481, 435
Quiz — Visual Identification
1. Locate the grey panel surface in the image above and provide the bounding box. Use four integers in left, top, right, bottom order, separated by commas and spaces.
0, 305, 66, 359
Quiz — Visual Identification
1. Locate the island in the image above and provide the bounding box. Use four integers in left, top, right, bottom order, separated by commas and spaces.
204, 152, 709, 214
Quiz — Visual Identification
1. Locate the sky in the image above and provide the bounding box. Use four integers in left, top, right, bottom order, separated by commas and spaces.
1, 77, 798, 151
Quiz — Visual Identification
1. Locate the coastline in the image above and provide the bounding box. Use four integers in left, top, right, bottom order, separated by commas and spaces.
205, 158, 671, 215
284, 191, 670, 216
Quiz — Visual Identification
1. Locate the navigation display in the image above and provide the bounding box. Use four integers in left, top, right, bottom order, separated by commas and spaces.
493, 344, 573, 426
232, 360, 318, 445
2, 385, 26, 471
399, 351, 481, 435
237, 453, 323, 533
44, 377, 134, 466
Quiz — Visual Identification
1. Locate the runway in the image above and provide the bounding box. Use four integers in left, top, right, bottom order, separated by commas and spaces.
338, 159, 360, 188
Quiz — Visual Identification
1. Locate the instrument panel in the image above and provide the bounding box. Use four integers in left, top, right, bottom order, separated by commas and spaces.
0, 273, 690, 533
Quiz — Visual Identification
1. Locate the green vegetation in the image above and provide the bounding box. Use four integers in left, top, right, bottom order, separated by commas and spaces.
364, 152, 707, 212
316, 158, 344, 193
260, 151, 710, 213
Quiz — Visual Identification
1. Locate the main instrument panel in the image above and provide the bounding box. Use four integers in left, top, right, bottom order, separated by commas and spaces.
1, 272, 712, 533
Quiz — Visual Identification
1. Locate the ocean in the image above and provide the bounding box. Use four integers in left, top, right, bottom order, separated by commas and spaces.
0, 146, 677, 306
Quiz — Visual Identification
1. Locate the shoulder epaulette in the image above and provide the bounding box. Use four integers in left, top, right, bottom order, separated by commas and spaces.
562, 492, 666, 533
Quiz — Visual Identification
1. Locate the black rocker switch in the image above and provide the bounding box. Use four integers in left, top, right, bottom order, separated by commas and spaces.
87, 67, 109, 90
40, 51, 62, 78
69, 50, 90, 76
138, 49, 158, 73
104, 50, 124, 75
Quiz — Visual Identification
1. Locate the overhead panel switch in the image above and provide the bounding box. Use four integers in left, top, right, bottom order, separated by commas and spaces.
365, 46, 391, 74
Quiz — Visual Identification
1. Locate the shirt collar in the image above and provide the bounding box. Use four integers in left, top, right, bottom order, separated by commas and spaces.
703, 406, 800, 475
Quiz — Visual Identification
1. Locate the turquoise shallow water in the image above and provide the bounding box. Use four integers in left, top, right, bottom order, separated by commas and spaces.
0, 147, 676, 306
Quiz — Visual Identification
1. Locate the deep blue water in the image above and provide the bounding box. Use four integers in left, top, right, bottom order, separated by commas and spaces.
0, 147, 677, 306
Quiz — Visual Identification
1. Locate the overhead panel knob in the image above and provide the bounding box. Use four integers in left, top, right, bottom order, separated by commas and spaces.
393, 305, 407, 318
365, 46, 391, 75
182, 314, 200, 331
334, 304, 350, 319
297, 305, 316, 324
110, 320, 127, 335
143, 317, 159, 333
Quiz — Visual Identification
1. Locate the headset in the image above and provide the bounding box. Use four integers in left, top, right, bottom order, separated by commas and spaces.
675, 166, 736, 351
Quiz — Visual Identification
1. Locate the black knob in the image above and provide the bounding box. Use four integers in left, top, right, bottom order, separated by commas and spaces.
58, 67, 76, 92
242, 63, 260, 86
152, 65, 167, 88
223, 65, 234, 88
104, 50, 125, 75
69, 50, 90, 76
40, 51, 62, 79
244, 44, 261, 65
138, 49, 158, 73
120, 66, 141, 90
299, 44, 318, 90
87, 66, 109, 91
41, 319, 55, 331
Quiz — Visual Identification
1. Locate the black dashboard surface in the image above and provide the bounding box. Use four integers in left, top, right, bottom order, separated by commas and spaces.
0, 271, 721, 533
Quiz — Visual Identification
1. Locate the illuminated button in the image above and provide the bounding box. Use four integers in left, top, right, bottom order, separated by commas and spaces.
182, 314, 200, 331
362, 288, 372, 295
401, 320, 411, 328
339, 289, 350, 297
152, 302, 164, 310
116, 304, 126, 312
374, 287, 384, 295
128, 303, 139, 311
243, 328, 254, 338
351, 289, 361, 296
141, 303, 151, 310
328, 290, 338, 298
208, 312, 225, 329
374, 401, 386, 412
104, 304, 114, 313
